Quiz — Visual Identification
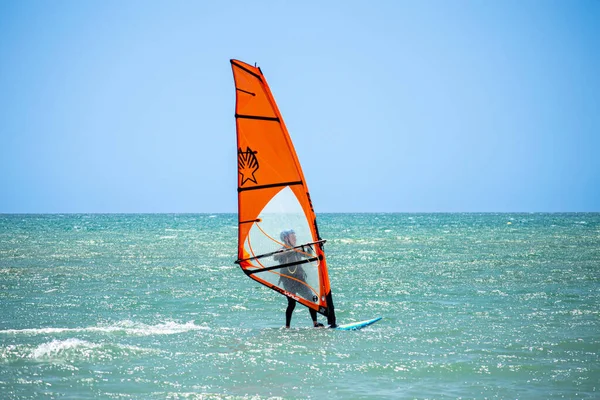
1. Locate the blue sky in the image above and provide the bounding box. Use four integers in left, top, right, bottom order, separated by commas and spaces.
1, 1, 599, 213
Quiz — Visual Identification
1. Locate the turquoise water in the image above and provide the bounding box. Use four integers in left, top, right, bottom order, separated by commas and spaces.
1, 213, 599, 399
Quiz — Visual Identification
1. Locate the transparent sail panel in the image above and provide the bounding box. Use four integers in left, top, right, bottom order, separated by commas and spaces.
244, 187, 320, 303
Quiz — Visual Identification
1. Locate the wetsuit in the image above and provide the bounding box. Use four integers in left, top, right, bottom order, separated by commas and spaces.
274, 245, 318, 327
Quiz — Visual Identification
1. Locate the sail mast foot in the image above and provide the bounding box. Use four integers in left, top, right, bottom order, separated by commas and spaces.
325, 291, 336, 326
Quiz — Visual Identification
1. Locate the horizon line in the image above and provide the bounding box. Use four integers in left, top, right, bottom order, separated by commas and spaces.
1, 211, 599, 215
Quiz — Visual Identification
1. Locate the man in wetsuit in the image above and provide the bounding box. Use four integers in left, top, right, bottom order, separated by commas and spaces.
274, 229, 325, 328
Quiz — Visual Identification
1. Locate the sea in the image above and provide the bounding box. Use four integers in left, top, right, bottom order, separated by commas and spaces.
0, 213, 598, 399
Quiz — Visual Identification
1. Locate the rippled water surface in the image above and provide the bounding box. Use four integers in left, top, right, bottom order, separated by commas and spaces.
1, 213, 599, 398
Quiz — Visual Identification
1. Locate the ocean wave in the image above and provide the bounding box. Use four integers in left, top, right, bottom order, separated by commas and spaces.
0, 338, 161, 361
0, 320, 209, 337
335, 238, 377, 245
30, 338, 99, 359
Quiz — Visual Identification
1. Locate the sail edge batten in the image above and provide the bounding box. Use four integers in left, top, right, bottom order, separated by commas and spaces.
238, 180, 303, 193
235, 114, 280, 122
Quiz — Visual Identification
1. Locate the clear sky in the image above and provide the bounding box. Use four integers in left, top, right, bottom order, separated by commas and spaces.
1, 1, 599, 213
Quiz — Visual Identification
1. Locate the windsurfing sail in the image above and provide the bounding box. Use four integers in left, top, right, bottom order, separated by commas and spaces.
231, 59, 336, 325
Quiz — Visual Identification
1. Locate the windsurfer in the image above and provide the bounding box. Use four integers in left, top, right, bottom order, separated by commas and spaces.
274, 229, 324, 328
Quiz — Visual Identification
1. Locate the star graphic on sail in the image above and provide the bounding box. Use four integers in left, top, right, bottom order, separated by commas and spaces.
238, 146, 259, 186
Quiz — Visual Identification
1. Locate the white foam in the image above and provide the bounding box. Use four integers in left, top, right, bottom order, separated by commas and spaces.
123, 320, 209, 335
0, 320, 209, 337
30, 338, 97, 359
26, 339, 160, 360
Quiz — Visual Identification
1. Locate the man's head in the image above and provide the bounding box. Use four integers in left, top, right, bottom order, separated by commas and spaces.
280, 229, 296, 246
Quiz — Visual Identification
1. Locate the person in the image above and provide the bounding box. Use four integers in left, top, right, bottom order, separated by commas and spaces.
274, 229, 324, 328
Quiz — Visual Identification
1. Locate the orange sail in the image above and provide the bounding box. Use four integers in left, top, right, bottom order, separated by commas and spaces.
231, 59, 335, 323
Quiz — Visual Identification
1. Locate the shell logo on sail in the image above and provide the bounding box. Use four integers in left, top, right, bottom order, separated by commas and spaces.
238, 146, 259, 186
